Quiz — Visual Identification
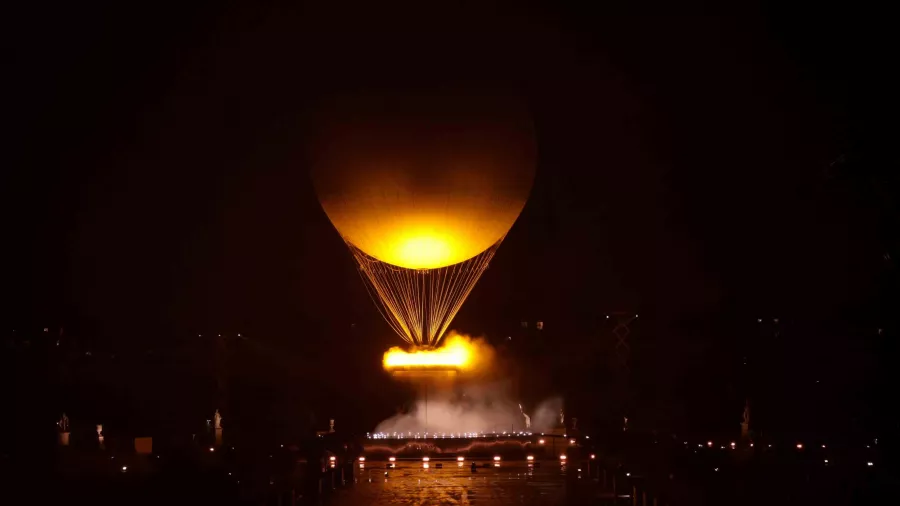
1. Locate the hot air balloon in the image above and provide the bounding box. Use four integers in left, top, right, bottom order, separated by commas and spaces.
311, 90, 535, 348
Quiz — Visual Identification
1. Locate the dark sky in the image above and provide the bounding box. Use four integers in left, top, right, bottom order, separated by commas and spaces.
4, 2, 895, 435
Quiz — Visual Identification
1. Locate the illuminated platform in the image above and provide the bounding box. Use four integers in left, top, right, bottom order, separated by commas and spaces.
385, 366, 460, 379
362, 433, 582, 461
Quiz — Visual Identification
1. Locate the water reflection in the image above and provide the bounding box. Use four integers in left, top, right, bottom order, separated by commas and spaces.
328, 460, 581, 505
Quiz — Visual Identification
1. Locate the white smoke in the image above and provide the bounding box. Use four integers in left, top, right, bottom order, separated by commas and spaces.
374, 382, 562, 434
375, 332, 564, 435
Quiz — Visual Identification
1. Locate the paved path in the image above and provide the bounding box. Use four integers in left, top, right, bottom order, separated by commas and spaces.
327, 460, 601, 506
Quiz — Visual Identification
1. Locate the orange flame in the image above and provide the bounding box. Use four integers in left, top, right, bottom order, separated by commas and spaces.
383, 332, 487, 372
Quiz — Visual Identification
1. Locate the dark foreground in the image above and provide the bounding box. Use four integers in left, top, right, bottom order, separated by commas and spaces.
2, 434, 889, 505
330, 460, 582, 506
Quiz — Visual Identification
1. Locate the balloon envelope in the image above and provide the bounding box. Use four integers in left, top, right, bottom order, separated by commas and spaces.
311, 92, 536, 269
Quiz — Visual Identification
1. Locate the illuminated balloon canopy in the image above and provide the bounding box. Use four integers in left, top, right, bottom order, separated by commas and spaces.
311, 90, 535, 346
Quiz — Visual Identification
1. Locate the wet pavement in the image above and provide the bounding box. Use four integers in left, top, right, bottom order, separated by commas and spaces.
328, 460, 594, 506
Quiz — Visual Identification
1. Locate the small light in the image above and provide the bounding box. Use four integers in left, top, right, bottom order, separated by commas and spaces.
209, 447, 215, 452
750, 443, 754, 447
569, 439, 576, 444
867, 462, 873, 467
388, 457, 396, 462
329, 456, 336, 462
423, 463, 430, 469
822, 444, 826, 448
121, 466, 127, 472
626, 472, 631, 477
422, 457, 430, 462
714, 467, 719, 472
707, 441, 713, 447
796, 443, 803, 450
590, 454, 596, 459
358, 456, 365, 462
539, 439, 545, 445
559, 455, 567, 461
824, 459, 829, 464
493, 456, 501, 461
526, 455, 534, 461
457, 456, 464, 462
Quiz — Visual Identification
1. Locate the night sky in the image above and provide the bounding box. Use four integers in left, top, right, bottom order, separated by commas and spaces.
4, 2, 895, 439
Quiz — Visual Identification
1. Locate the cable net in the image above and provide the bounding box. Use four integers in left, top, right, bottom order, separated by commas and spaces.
348, 239, 501, 347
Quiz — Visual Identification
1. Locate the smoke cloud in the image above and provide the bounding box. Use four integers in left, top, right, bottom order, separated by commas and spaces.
374, 386, 562, 434
375, 332, 563, 434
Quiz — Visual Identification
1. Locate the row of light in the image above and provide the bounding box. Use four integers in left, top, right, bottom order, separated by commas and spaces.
357, 454, 589, 463
367, 431, 534, 439
364, 450, 872, 468
691, 441, 848, 450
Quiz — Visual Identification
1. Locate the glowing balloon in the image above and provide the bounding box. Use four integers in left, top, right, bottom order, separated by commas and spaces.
311, 92, 535, 269
311, 91, 535, 345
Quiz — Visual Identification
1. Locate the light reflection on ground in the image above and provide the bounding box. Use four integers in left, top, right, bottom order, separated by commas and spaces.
328, 461, 587, 506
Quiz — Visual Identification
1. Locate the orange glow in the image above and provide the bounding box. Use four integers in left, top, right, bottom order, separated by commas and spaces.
526, 455, 534, 461
329, 456, 336, 461
539, 439, 545, 445
393, 233, 456, 270
358, 456, 366, 462
311, 93, 535, 270
422, 457, 430, 462
493, 456, 501, 461
383, 334, 478, 371
559, 455, 567, 461
457, 456, 465, 462
388, 457, 396, 462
